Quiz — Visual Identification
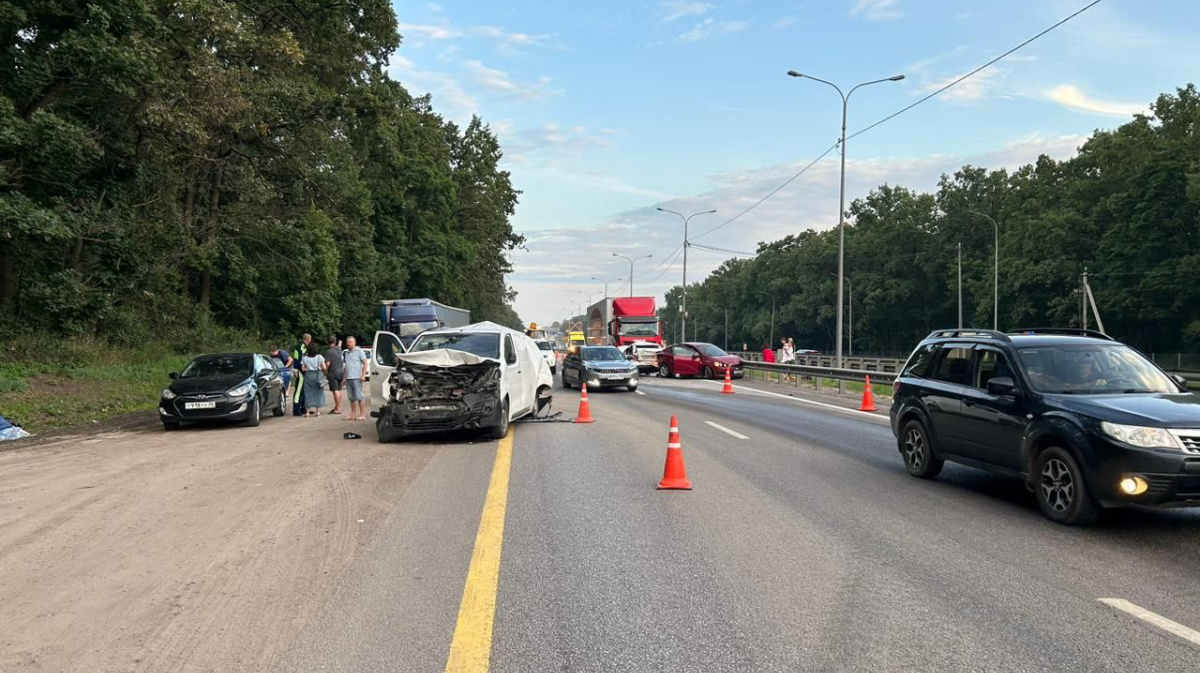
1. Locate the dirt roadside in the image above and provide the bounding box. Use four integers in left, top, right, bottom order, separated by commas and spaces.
0, 412, 438, 672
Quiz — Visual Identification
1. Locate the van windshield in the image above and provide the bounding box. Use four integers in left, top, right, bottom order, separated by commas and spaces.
409, 333, 501, 360
1017, 344, 1178, 394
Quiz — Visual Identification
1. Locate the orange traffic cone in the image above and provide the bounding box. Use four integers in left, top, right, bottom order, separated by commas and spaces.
574, 382, 595, 424
721, 366, 734, 394
657, 415, 693, 490
859, 375, 877, 412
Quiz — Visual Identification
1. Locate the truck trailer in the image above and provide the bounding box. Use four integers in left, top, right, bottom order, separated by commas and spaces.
378, 298, 471, 349
585, 296, 662, 347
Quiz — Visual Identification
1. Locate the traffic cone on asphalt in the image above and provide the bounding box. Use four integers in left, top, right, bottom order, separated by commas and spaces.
721, 367, 734, 394
657, 415, 693, 490
573, 382, 595, 424
859, 375, 877, 412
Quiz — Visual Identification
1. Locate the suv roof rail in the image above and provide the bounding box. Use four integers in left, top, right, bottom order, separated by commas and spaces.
1007, 327, 1114, 341
926, 329, 1012, 342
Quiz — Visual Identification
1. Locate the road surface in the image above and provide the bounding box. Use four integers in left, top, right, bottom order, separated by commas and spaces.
2, 376, 1199, 672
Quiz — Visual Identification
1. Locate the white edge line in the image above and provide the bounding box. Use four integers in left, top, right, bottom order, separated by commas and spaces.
1099, 598, 1200, 647
705, 420, 749, 440
699, 380, 890, 424
635, 390, 646, 395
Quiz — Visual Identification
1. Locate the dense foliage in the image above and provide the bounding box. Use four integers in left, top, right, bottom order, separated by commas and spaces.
664, 85, 1200, 356
0, 0, 524, 347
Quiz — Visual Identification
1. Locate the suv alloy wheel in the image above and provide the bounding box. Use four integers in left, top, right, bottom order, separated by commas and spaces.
900, 419, 943, 479
1034, 446, 1098, 525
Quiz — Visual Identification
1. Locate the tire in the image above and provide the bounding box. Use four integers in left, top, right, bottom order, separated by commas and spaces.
244, 396, 261, 427
899, 419, 943, 479
488, 399, 510, 439
1034, 446, 1099, 525
560, 370, 572, 389
659, 363, 672, 378
163, 420, 180, 431
272, 392, 285, 417
703, 366, 716, 380
550, 365, 556, 375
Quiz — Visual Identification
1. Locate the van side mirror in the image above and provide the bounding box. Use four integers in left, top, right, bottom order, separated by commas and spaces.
986, 376, 1016, 397
1172, 374, 1188, 388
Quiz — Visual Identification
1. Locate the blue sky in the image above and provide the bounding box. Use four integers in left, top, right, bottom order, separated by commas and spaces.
388, 0, 1200, 325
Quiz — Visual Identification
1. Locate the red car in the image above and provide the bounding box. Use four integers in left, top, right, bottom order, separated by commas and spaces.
655, 342, 744, 379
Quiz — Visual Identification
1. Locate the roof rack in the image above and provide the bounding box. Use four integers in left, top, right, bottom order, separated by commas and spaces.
1006, 327, 1114, 341
926, 329, 1012, 342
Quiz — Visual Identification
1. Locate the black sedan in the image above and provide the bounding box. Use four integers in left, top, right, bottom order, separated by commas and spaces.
159, 353, 286, 430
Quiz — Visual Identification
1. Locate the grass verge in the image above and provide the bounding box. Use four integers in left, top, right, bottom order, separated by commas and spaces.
0, 335, 265, 435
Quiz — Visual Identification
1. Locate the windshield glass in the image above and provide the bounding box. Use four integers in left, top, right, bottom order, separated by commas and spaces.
410, 333, 501, 360
582, 347, 625, 362
695, 344, 729, 358
398, 320, 439, 337
619, 321, 659, 337
181, 355, 253, 378
1017, 344, 1177, 394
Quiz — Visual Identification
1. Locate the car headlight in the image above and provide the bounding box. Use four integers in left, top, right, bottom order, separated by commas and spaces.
714, 361, 727, 368
1100, 422, 1182, 450
162, 388, 177, 400
228, 384, 253, 397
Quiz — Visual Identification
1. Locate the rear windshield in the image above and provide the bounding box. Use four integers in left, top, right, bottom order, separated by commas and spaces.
903, 343, 940, 378
1017, 344, 1177, 394
409, 333, 501, 360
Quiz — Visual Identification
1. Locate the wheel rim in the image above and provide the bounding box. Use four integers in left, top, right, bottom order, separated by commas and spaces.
902, 427, 925, 471
660, 365, 670, 377
1040, 458, 1075, 511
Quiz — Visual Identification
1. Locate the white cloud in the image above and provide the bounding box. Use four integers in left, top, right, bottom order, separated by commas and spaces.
387, 58, 478, 123
850, 0, 902, 22
510, 134, 1087, 322
427, 3, 443, 12
473, 26, 553, 55
500, 123, 617, 163
918, 67, 1008, 103
772, 16, 799, 30
659, 1, 715, 23
677, 18, 750, 43
1044, 85, 1146, 118
398, 22, 461, 42
436, 45, 460, 62
464, 60, 561, 102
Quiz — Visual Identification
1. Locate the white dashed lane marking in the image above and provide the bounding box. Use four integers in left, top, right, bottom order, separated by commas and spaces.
705, 421, 749, 440
1099, 598, 1200, 648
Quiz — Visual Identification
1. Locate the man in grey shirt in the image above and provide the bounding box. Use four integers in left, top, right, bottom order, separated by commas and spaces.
343, 336, 370, 421
325, 335, 345, 415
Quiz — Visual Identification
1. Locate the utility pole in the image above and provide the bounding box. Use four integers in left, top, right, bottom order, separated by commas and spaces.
957, 243, 963, 329
724, 306, 729, 351
657, 208, 716, 346
967, 210, 1000, 330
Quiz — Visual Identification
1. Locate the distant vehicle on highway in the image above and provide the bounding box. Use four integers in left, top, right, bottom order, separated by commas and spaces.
891, 328, 1200, 525
160, 353, 286, 430
620, 341, 663, 374
655, 342, 744, 379
561, 345, 640, 392
372, 322, 553, 441
378, 298, 471, 349
534, 338, 557, 375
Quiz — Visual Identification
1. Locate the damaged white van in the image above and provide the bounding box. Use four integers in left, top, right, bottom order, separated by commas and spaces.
370, 321, 554, 442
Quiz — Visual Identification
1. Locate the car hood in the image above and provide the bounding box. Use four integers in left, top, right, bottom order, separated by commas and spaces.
170, 374, 250, 395
1051, 392, 1200, 428
583, 359, 636, 369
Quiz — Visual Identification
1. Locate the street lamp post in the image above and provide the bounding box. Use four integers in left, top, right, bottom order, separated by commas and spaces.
967, 209, 1000, 330
612, 253, 652, 296
787, 69, 904, 370
591, 276, 622, 300
656, 207, 716, 343
957, 242, 963, 329
757, 291, 776, 348
829, 274, 853, 356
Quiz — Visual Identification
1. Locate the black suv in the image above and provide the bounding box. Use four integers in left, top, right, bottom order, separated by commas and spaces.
890, 328, 1200, 524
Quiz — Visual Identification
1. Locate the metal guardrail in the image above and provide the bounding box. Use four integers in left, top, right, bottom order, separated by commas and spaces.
740, 360, 898, 385
731, 352, 906, 374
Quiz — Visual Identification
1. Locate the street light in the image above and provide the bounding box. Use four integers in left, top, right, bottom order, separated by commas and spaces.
656, 207, 716, 342
967, 209, 1000, 330
829, 273, 853, 356
591, 276, 622, 300
787, 69, 904, 370
757, 291, 776, 349
957, 242, 963, 329
612, 253, 652, 296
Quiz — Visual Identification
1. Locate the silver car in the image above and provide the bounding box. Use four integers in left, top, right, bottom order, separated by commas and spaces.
561, 345, 640, 392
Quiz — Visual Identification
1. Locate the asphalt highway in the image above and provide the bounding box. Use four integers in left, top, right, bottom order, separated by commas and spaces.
282, 374, 1200, 672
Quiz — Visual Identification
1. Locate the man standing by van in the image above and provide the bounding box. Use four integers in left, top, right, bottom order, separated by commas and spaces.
343, 336, 370, 421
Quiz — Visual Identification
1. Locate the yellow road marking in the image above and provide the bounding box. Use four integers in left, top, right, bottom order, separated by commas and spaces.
444, 429, 515, 672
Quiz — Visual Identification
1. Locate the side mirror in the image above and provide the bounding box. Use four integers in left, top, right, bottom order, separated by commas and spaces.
1172, 374, 1188, 388
986, 376, 1017, 397
168, 372, 177, 380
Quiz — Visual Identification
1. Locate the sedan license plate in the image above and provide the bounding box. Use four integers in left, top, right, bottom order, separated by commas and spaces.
602, 373, 628, 380
185, 401, 216, 410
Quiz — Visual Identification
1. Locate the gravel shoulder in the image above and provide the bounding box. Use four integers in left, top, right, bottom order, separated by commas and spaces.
0, 413, 436, 673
